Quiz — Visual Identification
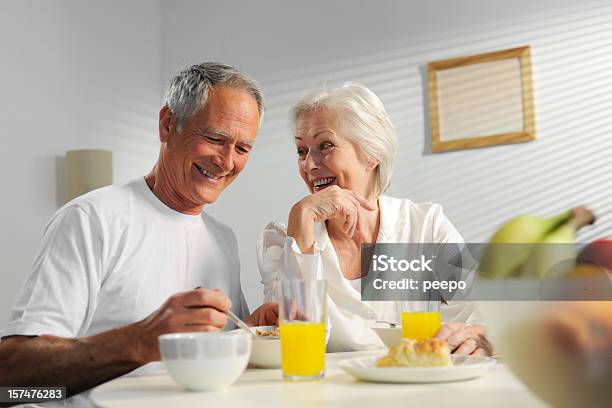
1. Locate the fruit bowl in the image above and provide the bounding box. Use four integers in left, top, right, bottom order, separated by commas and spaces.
476, 300, 611, 408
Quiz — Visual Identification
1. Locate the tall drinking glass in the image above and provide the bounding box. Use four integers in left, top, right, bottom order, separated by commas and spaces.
278, 279, 327, 381
401, 299, 441, 340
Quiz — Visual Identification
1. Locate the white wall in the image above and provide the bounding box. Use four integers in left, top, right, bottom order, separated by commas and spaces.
2, 0, 611, 325
161, 0, 612, 310
0, 0, 161, 327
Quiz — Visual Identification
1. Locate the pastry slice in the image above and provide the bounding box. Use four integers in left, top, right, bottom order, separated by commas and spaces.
376, 338, 452, 367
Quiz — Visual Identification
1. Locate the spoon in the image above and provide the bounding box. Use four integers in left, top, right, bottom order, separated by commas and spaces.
193, 287, 276, 338
225, 309, 258, 336
376, 320, 399, 328
227, 310, 280, 339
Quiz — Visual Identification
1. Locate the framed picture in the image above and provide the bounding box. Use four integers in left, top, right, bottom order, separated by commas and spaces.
428, 46, 536, 153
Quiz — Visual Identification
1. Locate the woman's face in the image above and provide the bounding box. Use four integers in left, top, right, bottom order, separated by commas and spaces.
295, 109, 377, 198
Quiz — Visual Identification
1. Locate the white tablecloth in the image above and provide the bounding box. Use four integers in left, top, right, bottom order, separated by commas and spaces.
90, 351, 545, 408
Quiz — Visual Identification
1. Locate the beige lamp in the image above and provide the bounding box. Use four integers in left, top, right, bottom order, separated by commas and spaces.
64, 149, 113, 203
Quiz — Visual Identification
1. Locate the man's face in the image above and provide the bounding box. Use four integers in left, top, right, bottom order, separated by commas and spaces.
161, 86, 260, 208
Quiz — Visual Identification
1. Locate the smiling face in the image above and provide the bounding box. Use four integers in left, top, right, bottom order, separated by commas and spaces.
158, 86, 260, 212
295, 108, 377, 199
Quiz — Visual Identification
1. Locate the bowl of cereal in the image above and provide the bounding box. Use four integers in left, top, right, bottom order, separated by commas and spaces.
249, 325, 281, 368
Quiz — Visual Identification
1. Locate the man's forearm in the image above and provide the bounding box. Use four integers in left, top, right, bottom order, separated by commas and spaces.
0, 288, 231, 399
0, 324, 145, 397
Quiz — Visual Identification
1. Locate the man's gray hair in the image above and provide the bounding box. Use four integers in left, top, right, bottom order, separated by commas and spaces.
291, 83, 397, 197
164, 62, 265, 131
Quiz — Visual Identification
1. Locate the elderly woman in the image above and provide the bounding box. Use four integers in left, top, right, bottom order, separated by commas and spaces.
257, 83, 491, 354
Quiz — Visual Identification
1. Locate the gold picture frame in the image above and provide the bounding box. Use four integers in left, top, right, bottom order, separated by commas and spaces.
428, 46, 536, 153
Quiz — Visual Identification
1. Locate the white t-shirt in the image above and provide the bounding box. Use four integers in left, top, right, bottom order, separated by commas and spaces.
1, 177, 248, 407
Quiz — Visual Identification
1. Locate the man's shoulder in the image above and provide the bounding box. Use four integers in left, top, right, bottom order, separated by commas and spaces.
50, 179, 143, 229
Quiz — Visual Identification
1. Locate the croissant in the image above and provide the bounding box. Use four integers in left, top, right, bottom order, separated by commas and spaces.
376, 338, 452, 367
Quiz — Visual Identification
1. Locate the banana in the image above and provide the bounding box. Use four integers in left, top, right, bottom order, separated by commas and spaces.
479, 210, 573, 278
489, 210, 573, 244
519, 208, 595, 278
479, 208, 595, 278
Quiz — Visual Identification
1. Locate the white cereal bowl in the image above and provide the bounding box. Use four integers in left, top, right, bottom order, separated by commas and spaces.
371, 324, 402, 348
238, 326, 281, 368
158, 331, 251, 391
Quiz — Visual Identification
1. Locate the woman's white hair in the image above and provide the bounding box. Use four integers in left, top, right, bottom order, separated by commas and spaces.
291, 83, 397, 197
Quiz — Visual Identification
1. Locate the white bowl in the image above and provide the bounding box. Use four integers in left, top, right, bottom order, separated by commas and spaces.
244, 326, 281, 368
476, 300, 611, 408
158, 331, 251, 391
371, 324, 402, 348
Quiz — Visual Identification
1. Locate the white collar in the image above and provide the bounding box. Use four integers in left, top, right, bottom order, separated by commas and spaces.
379, 195, 400, 241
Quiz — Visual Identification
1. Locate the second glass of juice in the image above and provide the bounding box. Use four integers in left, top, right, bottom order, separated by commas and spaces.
278, 279, 327, 381
401, 299, 441, 340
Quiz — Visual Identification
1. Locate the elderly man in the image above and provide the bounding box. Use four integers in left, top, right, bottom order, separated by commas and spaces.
0, 62, 276, 405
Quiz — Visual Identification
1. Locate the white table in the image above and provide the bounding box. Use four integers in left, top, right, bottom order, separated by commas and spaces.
90, 352, 545, 408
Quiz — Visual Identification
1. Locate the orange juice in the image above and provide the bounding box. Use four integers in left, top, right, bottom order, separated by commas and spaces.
401, 311, 441, 340
279, 322, 326, 377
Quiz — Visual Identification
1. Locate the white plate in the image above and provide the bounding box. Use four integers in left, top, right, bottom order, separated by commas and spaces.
338, 355, 496, 383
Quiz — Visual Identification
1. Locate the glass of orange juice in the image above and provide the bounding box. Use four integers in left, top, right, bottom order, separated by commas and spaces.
401, 299, 441, 340
278, 279, 327, 381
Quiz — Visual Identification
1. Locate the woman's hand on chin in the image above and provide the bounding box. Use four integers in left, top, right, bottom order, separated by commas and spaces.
288, 186, 376, 252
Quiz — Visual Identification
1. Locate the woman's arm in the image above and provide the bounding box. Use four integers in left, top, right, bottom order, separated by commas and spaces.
287, 186, 376, 253
430, 205, 492, 356
287, 202, 317, 254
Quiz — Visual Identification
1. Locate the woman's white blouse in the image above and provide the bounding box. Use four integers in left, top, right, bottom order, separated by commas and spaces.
257, 196, 480, 352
